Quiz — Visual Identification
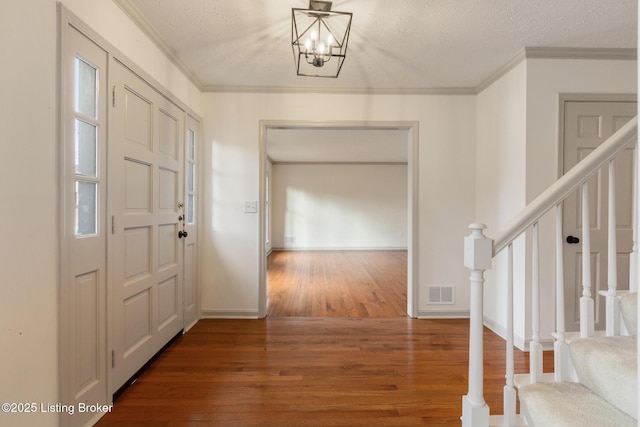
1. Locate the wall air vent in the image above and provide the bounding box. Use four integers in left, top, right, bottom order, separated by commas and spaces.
427, 285, 455, 304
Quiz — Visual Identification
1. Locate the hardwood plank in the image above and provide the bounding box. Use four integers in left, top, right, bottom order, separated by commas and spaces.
96, 318, 554, 426
267, 250, 408, 317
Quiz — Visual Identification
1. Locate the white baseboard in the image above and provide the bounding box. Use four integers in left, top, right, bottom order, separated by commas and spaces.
201, 310, 261, 319
416, 310, 470, 319
184, 319, 198, 332
271, 246, 408, 251
483, 315, 554, 351
483, 315, 526, 350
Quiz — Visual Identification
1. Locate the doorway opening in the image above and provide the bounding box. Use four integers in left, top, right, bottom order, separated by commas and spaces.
258, 121, 419, 318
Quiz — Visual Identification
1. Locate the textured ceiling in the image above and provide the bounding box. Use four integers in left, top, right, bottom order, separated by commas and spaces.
115, 0, 637, 162
118, 0, 637, 92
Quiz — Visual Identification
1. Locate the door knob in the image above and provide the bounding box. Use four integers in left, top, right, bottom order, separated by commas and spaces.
178, 230, 188, 239
566, 235, 580, 244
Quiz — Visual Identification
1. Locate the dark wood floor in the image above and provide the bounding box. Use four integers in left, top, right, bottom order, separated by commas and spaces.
96, 250, 554, 426
96, 318, 553, 426
267, 250, 408, 317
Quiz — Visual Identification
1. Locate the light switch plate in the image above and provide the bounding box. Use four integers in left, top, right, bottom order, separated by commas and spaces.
244, 200, 257, 213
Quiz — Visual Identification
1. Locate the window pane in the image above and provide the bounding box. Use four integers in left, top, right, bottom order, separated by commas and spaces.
75, 120, 97, 176
75, 58, 97, 118
187, 194, 195, 224
76, 181, 97, 235
188, 129, 195, 160
187, 162, 194, 192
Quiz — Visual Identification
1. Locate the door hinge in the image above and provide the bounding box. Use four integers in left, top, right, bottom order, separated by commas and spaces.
112, 86, 116, 108
111, 216, 115, 234
112, 350, 115, 368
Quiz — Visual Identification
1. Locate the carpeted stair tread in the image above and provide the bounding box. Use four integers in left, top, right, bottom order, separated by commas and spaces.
570, 335, 637, 419
620, 292, 637, 337
519, 382, 636, 427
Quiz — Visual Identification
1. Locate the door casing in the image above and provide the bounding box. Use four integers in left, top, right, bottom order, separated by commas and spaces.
258, 121, 420, 318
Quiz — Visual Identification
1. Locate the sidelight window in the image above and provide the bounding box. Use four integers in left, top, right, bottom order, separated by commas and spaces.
74, 57, 100, 236
186, 128, 196, 225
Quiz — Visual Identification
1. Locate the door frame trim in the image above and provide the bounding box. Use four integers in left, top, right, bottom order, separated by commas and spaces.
257, 120, 420, 318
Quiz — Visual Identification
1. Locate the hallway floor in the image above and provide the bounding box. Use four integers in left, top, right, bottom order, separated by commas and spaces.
96, 317, 553, 426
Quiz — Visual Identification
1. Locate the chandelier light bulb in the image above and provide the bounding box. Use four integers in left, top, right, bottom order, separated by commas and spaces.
310, 30, 318, 41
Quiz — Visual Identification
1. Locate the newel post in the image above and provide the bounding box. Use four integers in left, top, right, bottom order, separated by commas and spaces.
462, 223, 492, 427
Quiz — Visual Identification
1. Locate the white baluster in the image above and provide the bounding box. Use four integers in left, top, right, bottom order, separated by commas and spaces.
462, 224, 492, 427
503, 243, 516, 427
555, 204, 570, 381
530, 222, 543, 383
581, 183, 595, 337
607, 158, 620, 336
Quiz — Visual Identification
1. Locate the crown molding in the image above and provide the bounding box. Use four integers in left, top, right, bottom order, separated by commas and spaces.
113, 0, 205, 91
475, 49, 528, 94
271, 161, 408, 166
525, 46, 636, 60
476, 46, 637, 94
111, 3, 636, 96
200, 84, 476, 95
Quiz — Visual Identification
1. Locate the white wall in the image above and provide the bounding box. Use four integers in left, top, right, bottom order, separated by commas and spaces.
271, 164, 408, 249
202, 92, 476, 317
475, 61, 528, 346
0, 1, 202, 426
1, 2, 58, 425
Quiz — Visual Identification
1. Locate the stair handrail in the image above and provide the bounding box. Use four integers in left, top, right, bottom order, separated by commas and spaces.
490, 115, 638, 255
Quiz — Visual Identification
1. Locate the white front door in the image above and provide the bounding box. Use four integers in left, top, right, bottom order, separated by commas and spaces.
109, 59, 185, 391
562, 100, 636, 331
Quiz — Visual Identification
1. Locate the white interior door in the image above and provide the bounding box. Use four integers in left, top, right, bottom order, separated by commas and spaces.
109, 59, 185, 391
562, 100, 636, 331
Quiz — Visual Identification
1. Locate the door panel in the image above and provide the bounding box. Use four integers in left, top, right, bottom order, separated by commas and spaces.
110, 60, 184, 391
562, 100, 636, 331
